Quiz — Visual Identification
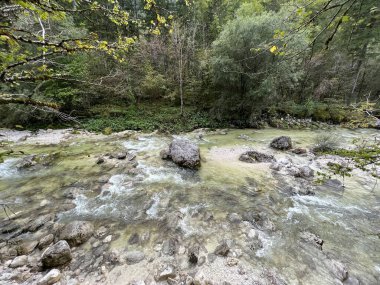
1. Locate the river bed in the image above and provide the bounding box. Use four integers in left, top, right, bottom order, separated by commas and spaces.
0, 127, 379, 285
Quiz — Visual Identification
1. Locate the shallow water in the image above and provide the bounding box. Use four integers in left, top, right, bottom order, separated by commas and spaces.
0, 128, 379, 284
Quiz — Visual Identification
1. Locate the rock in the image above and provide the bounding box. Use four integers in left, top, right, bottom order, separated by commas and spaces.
9, 255, 28, 268
207, 253, 217, 263
156, 264, 176, 281
214, 241, 230, 257
160, 149, 170, 160
38, 234, 54, 250
294, 166, 314, 178
41, 240, 72, 268
327, 259, 348, 281
98, 175, 110, 183
226, 257, 239, 266
166, 138, 201, 169
29, 214, 55, 232
270, 136, 292, 150
96, 157, 105, 164
239, 151, 275, 163
16, 240, 39, 255
322, 179, 344, 192
162, 238, 178, 256
128, 233, 140, 245
300, 232, 323, 250
227, 213, 242, 223
292, 148, 307, 155
59, 221, 94, 246
127, 153, 136, 161
188, 252, 198, 264
62, 187, 81, 199
374, 118, 380, 129
37, 269, 61, 285
102, 235, 112, 243
116, 152, 127, 160
125, 251, 145, 264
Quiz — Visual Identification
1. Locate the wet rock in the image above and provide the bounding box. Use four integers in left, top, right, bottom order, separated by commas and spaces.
226, 257, 239, 267
62, 187, 82, 199
9, 255, 28, 268
166, 138, 201, 169
102, 235, 112, 243
127, 153, 136, 161
29, 214, 55, 232
188, 252, 198, 264
300, 232, 323, 250
96, 157, 105, 165
38, 234, 54, 250
294, 166, 314, 178
155, 264, 176, 281
292, 148, 307, 155
160, 149, 170, 160
322, 179, 344, 192
227, 213, 242, 223
37, 269, 61, 285
239, 151, 275, 163
214, 241, 230, 256
270, 136, 292, 150
125, 251, 145, 264
327, 259, 348, 281
41, 240, 72, 268
128, 233, 140, 245
98, 175, 110, 183
162, 238, 178, 256
59, 221, 94, 246
207, 253, 217, 263
95, 226, 108, 238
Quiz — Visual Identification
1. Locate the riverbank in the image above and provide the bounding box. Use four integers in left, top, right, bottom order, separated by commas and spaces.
0, 128, 379, 285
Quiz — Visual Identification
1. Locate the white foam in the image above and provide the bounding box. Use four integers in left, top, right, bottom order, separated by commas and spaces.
0, 158, 19, 178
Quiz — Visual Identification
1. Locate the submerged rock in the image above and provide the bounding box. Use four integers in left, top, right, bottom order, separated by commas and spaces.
270, 136, 292, 150
292, 148, 307, 155
41, 240, 72, 268
239, 151, 275, 163
59, 221, 94, 246
155, 264, 176, 281
125, 251, 145, 264
163, 138, 201, 169
300, 231, 323, 250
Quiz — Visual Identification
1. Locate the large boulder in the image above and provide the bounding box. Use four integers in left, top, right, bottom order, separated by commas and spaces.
239, 151, 275, 163
59, 221, 94, 246
41, 240, 72, 268
270, 136, 292, 150
163, 138, 201, 169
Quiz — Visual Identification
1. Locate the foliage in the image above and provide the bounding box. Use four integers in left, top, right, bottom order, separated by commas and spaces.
313, 132, 340, 152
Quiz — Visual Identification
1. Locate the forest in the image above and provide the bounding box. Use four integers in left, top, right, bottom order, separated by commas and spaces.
1, 0, 379, 132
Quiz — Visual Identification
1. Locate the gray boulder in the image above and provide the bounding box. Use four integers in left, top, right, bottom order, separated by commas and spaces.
294, 166, 314, 178
300, 231, 323, 250
270, 136, 292, 150
59, 221, 94, 246
164, 138, 201, 169
239, 151, 275, 163
41, 240, 72, 268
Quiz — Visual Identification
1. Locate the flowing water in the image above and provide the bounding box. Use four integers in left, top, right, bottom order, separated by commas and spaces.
0, 128, 379, 285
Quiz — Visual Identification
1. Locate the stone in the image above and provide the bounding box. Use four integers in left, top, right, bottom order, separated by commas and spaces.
37, 269, 61, 285
156, 264, 176, 281
300, 232, 323, 250
29, 214, 55, 232
128, 233, 140, 245
9, 255, 28, 268
160, 149, 170, 160
239, 151, 275, 163
270, 136, 292, 150
103, 235, 112, 243
59, 221, 94, 246
41, 240, 72, 268
214, 241, 230, 257
166, 138, 201, 169
327, 259, 348, 281
188, 252, 198, 264
294, 166, 314, 178
38, 234, 54, 250
162, 238, 178, 256
292, 148, 307, 155
125, 251, 145, 264
16, 240, 39, 255
227, 213, 242, 223
96, 157, 105, 165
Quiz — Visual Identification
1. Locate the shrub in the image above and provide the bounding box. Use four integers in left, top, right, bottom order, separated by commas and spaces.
313, 133, 340, 152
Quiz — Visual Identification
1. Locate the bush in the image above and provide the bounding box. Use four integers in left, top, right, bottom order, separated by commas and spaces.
313, 133, 340, 152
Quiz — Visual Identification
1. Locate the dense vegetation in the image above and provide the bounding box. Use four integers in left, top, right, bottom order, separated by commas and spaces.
1, 0, 379, 132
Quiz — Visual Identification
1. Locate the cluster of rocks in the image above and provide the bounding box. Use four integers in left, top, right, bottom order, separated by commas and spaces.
96, 150, 136, 165
15, 153, 61, 170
